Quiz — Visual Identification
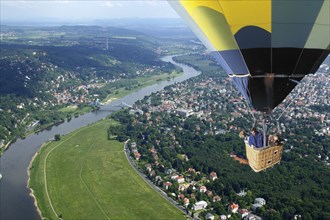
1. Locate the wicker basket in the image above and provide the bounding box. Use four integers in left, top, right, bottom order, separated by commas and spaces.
245, 142, 283, 172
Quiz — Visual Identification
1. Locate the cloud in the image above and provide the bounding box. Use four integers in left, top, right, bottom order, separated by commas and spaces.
53, 1, 71, 4
104, 1, 124, 8
145, 0, 168, 7
1, 0, 179, 21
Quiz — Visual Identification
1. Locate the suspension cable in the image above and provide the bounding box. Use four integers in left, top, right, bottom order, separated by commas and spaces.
240, 86, 256, 126
276, 82, 315, 122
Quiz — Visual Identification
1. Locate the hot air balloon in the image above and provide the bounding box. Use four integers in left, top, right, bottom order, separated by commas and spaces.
169, 0, 330, 172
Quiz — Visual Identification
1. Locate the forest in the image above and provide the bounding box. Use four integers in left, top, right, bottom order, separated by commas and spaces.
109, 55, 330, 219
111, 97, 330, 220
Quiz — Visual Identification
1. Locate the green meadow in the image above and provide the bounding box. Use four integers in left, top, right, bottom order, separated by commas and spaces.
103, 70, 182, 102
29, 118, 186, 220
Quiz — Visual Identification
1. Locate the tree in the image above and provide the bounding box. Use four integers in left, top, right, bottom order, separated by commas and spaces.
54, 134, 61, 141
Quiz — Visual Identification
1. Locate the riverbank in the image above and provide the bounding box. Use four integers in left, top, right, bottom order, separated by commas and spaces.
0, 139, 15, 156
29, 119, 186, 219
27, 144, 46, 220
102, 70, 183, 101
0, 70, 182, 157
0, 55, 200, 220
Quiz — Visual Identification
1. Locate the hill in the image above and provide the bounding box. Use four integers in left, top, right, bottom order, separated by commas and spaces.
0, 25, 183, 150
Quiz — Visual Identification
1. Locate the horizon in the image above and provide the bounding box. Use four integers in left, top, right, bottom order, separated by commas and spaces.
0, 17, 186, 27
1, 1, 180, 25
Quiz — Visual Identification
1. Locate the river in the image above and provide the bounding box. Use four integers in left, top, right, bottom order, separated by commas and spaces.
0, 56, 200, 220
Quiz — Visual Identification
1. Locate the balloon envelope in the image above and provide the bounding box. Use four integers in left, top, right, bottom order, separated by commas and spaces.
169, 0, 330, 113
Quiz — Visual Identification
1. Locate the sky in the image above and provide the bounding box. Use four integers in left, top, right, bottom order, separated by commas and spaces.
1, 0, 179, 22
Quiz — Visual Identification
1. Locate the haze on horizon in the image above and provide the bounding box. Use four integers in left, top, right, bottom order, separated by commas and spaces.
1, 0, 179, 24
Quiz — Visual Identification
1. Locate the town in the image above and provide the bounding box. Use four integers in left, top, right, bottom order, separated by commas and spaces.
111, 55, 330, 220
0, 25, 182, 151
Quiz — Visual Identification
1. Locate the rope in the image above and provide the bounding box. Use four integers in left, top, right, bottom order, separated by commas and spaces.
277, 120, 282, 135
262, 118, 267, 147
243, 97, 256, 127
275, 39, 308, 121
276, 82, 315, 122
251, 74, 307, 78
228, 74, 309, 78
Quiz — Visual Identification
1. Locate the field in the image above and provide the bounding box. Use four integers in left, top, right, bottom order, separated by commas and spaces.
103, 71, 182, 102
29, 118, 186, 220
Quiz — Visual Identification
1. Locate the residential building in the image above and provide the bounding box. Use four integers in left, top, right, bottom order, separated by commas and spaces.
209, 171, 218, 181
193, 201, 207, 211
163, 181, 172, 190
199, 185, 207, 193
244, 213, 262, 220
212, 195, 221, 202
230, 203, 239, 213
239, 209, 249, 218
176, 176, 185, 183
183, 198, 190, 207
254, 198, 266, 206
205, 213, 215, 220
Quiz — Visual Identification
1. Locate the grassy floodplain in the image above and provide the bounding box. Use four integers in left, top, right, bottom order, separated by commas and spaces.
29, 118, 186, 220
103, 70, 182, 102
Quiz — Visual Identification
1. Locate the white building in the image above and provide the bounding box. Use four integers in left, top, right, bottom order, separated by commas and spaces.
252, 203, 263, 212
254, 198, 266, 206
176, 176, 185, 183
193, 201, 207, 211
205, 213, 215, 220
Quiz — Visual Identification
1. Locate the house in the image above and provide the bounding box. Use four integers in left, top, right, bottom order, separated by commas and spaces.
176, 108, 193, 117
237, 190, 247, 197
149, 146, 156, 154
178, 183, 190, 191
244, 213, 262, 220
230, 203, 239, 213
129, 109, 143, 115
149, 170, 155, 177
171, 174, 179, 180
206, 190, 213, 197
254, 198, 266, 206
294, 214, 302, 219
209, 171, 218, 181
219, 215, 227, 220
163, 182, 172, 190
134, 152, 141, 160
205, 213, 215, 220
187, 167, 196, 173
131, 145, 138, 153
193, 201, 207, 211
178, 194, 185, 200
183, 198, 190, 207
251, 203, 263, 212
145, 164, 152, 172
165, 168, 175, 175
155, 176, 163, 183
130, 142, 137, 152
182, 154, 189, 162
136, 109, 144, 115
153, 154, 159, 161
238, 209, 249, 218
178, 185, 186, 192
199, 185, 207, 193
176, 176, 185, 184
212, 195, 221, 202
